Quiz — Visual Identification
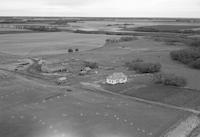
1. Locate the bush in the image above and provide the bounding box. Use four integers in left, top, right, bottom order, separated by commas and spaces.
126, 60, 161, 73
189, 58, 200, 69
75, 48, 79, 52
190, 39, 200, 47
133, 62, 161, 73
130, 58, 144, 63
105, 36, 137, 45
154, 73, 187, 87
105, 38, 120, 44
68, 48, 73, 53
84, 61, 98, 69
119, 36, 138, 42
170, 48, 200, 64
170, 48, 200, 69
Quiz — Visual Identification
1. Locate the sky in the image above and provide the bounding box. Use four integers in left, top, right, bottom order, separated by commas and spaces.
0, 0, 200, 18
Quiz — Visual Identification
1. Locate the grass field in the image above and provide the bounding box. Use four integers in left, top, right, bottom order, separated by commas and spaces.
0, 32, 116, 56
0, 70, 189, 137
1, 19, 200, 137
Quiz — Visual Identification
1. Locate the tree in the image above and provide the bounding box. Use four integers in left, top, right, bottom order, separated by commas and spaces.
68, 48, 73, 53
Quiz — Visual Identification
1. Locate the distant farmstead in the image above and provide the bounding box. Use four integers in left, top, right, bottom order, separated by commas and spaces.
106, 72, 128, 85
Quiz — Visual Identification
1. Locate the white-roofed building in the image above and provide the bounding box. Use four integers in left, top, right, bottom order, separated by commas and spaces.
106, 72, 128, 85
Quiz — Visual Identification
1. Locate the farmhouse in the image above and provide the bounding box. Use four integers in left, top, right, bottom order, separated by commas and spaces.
106, 72, 128, 85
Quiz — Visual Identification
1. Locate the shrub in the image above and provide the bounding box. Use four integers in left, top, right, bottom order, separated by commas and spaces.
126, 60, 161, 73
119, 36, 138, 42
131, 58, 144, 63
133, 62, 161, 73
170, 48, 200, 69
68, 48, 73, 53
170, 48, 200, 64
105, 38, 120, 44
66, 89, 72, 92
105, 36, 137, 45
84, 61, 98, 69
189, 58, 200, 69
75, 48, 79, 52
190, 39, 200, 47
154, 73, 187, 87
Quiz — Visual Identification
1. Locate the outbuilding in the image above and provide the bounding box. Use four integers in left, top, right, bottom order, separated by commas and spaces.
106, 72, 128, 85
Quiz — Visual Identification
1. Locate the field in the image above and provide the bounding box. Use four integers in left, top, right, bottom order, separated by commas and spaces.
0, 32, 117, 56
0, 70, 188, 137
1, 17, 200, 137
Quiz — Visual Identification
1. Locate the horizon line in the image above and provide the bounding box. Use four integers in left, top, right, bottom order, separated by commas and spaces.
0, 15, 200, 19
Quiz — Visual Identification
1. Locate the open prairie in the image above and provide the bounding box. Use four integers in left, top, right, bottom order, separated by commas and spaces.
0, 32, 116, 56
1, 17, 200, 137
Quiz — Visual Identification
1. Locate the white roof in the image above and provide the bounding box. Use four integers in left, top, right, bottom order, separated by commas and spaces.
58, 77, 67, 81
107, 72, 127, 80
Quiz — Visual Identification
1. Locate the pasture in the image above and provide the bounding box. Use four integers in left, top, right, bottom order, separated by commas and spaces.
0, 70, 189, 137
0, 32, 116, 56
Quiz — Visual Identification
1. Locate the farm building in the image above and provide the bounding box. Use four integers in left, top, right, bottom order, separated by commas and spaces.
106, 72, 128, 85
41, 62, 68, 73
